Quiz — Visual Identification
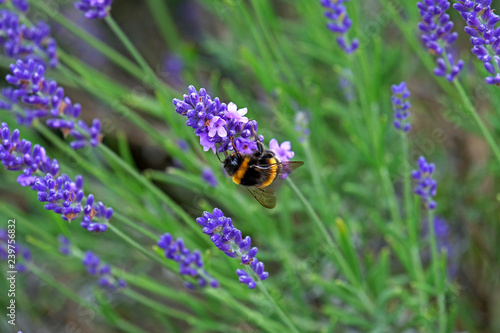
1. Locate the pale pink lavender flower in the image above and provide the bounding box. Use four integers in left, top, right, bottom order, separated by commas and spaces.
269, 139, 294, 162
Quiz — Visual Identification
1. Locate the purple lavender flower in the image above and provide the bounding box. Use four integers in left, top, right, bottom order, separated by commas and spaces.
320, 0, 359, 54
1, 122, 111, 232
269, 139, 295, 162
418, 0, 464, 81
0, 9, 58, 67
157, 233, 219, 289
196, 208, 269, 289
0, 229, 32, 272
201, 167, 218, 187
1, 122, 59, 186
453, 0, 500, 85
422, 217, 457, 277
172, 86, 258, 154
391, 82, 411, 132
3, 59, 102, 149
75, 0, 113, 19
82, 251, 126, 290
58, 235, 71, 255
412, 156, 438, 210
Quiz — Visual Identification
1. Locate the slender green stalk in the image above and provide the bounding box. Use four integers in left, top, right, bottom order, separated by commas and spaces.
286, 179, 375, 314
27, 0, 144, 80
426, 209, 446, 332
97, 145, 206, 242
453, 80, 500, 165
402, 134, 429, 312
106, 224, 172, 269
255, 271, 301, 333
286, 178, 334, 248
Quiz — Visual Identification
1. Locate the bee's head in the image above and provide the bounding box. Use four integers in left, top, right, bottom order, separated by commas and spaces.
223, 152, 242, 176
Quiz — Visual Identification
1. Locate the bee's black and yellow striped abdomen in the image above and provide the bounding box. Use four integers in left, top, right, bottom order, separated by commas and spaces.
227, 154, 279, 188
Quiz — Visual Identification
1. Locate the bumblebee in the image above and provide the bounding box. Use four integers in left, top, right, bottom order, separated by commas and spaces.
223, 141, 304, 209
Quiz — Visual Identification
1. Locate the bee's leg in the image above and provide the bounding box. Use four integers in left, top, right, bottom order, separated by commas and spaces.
257, 141, 264, 154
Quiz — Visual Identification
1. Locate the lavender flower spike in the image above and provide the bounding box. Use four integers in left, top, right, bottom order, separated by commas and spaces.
320, 0, 359, 54
1, 122, 112, 232
453, 0, 500, 85
157, 233, 219, 289
82, 251, 126, 290
197, 208, 269, 289
418, 0, 464, 81
412, 156, 438, 210
173, 86, 261, 154
3, 59, 102, 149
0, 8, 58, 67
75, 0, 113, 19
391, 82, 411, 132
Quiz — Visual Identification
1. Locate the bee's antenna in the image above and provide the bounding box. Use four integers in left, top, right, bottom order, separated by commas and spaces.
216, 148, 223, 163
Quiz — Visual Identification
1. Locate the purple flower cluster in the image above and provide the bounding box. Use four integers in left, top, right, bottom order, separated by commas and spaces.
75, 0, 113, 19
157, 233, 219, 289
412, 156, 438, 210
320, 0, 359, 54
0, 229, 32, 273
1, 123, 112, 232
82, 251, 127, 290
391, 82, 411, 132
1, 122, 59, 186
196, 208, 269, 289
269, 139, 295, 162
454, 0, 500, 85
0, 9, 57, 67
418, 0, 464, 81
2, 59, 102, 149
173, 85, 259, 154
34, 175, 112, 232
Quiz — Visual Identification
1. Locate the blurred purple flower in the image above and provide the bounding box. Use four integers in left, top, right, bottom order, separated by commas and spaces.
0, 229, 32, 272
83, 251, 126, 290
320, 0, 359, 54
202, 167, 218, 187
412, 156, 438, 210
75, 0, 113, 19
58, 235, 71, 255
391, 82, 411, 132
157, 233, 219, 289
2, 59, 102, 149
0, 8, 58, 67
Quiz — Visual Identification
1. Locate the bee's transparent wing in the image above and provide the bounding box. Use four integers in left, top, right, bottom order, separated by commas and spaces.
246, 186, 276, 209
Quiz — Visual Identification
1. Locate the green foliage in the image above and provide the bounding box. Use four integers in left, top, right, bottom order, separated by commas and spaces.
1, 0, 499, 332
